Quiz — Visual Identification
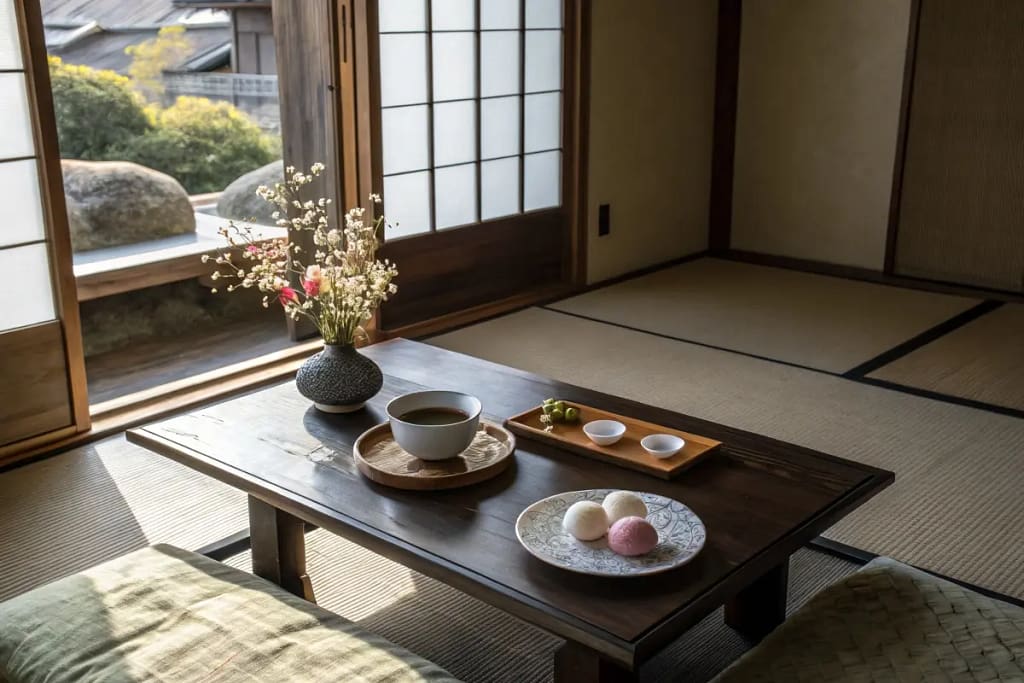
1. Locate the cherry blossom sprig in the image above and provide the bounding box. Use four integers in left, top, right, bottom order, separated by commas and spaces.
205, 163, 398, 345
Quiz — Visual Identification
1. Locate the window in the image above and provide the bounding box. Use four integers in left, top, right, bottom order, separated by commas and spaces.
377, 0, 564, 240
0, 2, 55, 333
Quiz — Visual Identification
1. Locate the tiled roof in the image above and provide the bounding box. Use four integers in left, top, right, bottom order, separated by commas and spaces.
49, 24, 231, 74
41, 0, 195, 26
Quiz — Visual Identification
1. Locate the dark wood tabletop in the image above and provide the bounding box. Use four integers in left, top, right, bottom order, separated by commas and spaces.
128, 338, 892, 681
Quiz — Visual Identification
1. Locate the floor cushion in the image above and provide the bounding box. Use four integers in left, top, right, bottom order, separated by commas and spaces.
0, 544, 459, 683
713, 556, 1024, 682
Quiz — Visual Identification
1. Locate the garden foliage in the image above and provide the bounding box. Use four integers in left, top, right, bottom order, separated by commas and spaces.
48, 57, 277, 194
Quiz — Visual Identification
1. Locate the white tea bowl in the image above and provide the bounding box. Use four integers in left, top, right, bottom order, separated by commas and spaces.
386, 390, 482, 461
582, 419, 626, 446
641, 434, 685, 459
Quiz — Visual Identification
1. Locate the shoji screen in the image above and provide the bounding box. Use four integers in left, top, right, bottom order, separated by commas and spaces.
377, 0, 564, 239
368, 0, 578, 330
0, 0, 87, 452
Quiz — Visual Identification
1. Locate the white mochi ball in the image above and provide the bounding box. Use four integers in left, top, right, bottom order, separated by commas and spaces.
563, 501, 609, 541
602, 491, 648, 524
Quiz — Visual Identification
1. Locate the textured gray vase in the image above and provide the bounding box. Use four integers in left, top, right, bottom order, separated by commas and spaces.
295, 344, 383, 413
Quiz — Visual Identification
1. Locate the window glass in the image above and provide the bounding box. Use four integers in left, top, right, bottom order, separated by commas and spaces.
481, 157, 520, 220
435, 163, 478, 229
480, 0, 520, 29
383, 172, 432, 238
379, 0, 563, 238
524, 92, 560, 153
382, 105, 430, 174
0, 158, 46, 247
379, 0, 428, 32
524, 151, 560, 211
0, 243, 54, 331
434, 100, 476, 166
380, 34, 429, 107
0, 73, 35, 159
0, 0, 22, 70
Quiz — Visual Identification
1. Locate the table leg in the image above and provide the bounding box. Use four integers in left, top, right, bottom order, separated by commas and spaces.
724, 559, 789, 640
248, 495, 316, 603
554, 641, 636, 683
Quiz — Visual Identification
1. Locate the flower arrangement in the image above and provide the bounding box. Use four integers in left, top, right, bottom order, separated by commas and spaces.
205, 163, 397, 346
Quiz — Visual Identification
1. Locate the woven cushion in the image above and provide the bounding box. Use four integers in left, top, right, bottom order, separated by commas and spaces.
713, 557, 1024, 682
0, 544, 459, 683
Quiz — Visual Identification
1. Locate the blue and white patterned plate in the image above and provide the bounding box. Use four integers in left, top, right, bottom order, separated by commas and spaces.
515, 489, 706, 577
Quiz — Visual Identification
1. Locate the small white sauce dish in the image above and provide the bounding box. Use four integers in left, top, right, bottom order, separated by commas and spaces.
583, 420, 626, 446
641, 434, 686, 459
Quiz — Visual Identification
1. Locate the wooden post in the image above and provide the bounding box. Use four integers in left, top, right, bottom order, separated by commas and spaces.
554, 642, 636, 683
272, 0, 346, 341
248, 495, 316, 602
724, 559, 790, 640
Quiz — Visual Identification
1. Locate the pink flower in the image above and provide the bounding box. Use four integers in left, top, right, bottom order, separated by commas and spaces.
278, 286, 298, 306
302, 265, 322, 297
246, 244, 259, 254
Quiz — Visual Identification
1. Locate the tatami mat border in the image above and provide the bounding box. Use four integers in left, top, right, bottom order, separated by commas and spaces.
536, 303, 1023, 421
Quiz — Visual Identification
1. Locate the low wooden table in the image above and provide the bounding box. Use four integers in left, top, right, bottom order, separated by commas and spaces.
128, 339, 892, 681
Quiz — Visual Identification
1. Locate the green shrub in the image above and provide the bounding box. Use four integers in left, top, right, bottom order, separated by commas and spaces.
109, 96, 276, 194
48, 56, 151, 159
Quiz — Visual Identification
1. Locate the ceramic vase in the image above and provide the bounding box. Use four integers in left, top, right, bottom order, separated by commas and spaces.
295, 343, 383, 413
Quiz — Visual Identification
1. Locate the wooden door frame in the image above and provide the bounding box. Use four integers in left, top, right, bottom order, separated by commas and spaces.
10, 1, 89, 433
882, 0, 922, 274
706, 0, 926, 278
342, 0, 590, 334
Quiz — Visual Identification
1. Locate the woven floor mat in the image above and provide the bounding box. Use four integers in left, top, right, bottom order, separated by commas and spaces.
430, 307, 1024, 599
548, 257, 977, 373
870, 302, 1024, 412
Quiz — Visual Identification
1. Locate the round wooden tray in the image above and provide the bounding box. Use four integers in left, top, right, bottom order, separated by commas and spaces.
353, 420, 515, 490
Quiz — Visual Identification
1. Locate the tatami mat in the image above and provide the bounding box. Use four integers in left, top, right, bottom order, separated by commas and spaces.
0, 436, 247, 602
224, 528, 855, 683
869, 303, 1024, 412
0, 434, 855, 682
548, 258, 978, 373
430, 307, 1024, 599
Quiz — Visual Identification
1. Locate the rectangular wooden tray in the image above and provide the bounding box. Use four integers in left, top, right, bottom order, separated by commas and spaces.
504, 402, 722, 479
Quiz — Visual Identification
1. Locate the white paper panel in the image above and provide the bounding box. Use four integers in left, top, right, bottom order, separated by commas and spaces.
433, 100, 476, 166
432, 0, 474, 30
0, 73, 34, 160
383, 171, 432, 239
524, 151, 560, 211
378, 0, 427, 32
481, 0, 520, 29
380, 34, 429, 107
525, 30, 561, 93
0, 0, 22, 70
524, 92, 560, 152
435, 163, 477, 229
433, 32, 476, 101
481, 157, 519, 220
0, 159, 45, 247
481, 31, 520, 97
481, 96, 519, 159
526, 0, 561, 29
0, 242, 54, 331
382, 105, 430, 174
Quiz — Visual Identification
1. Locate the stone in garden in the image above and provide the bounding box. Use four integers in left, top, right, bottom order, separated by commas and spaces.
217, 160, 284, 225
62, 159, 196, 252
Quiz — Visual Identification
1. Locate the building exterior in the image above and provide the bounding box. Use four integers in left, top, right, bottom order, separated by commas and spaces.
41, 0, 280, 132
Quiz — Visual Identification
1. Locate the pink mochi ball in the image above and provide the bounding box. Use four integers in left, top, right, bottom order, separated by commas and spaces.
607, 516, 659, 556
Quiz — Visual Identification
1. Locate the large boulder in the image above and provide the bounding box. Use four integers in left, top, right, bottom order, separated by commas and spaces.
217, 160, 284, 225
62, 160, 196, 252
